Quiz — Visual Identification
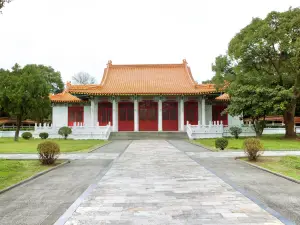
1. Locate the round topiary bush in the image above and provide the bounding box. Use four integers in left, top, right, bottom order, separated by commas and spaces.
37, 141, 60, 165
22, 132, 33, 140
215, 138, 228, 150
58, 126, 72, 139
39, 132, 49, 139
229, 126, 242, 139
243, 138, 264, 161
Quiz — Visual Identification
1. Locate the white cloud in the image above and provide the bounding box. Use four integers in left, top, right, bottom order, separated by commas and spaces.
0, 0, 299, 83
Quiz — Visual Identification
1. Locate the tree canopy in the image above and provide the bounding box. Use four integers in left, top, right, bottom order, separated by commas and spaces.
72, 72, 96, 84
0, 0, 11, 12
0, 64, 63, 141
212, 8, 300, 137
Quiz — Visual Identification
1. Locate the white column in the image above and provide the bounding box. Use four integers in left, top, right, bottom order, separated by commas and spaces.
180, 97, 184, 131
134, 98, 139, 131
158, 98, 163, 131
112, 98, 118, 131
91, 99, 95, 126
201, 97, 206, 125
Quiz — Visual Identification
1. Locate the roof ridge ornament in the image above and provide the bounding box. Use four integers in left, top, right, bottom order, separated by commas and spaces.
107, 60, 112, 67
182, 59, 187, 65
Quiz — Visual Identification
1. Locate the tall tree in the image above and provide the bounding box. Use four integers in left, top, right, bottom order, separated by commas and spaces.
0, 64, 52, 141
72, 72, 96, 84
212, 8, 300, 138
0, 0, 11, 12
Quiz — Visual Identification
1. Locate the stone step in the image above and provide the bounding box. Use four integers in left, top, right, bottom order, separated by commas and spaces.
109, 132, 188, 140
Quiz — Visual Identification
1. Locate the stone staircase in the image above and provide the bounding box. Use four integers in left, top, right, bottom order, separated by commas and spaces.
109, 132, 188, 140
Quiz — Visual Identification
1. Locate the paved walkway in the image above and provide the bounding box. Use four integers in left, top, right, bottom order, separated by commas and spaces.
191, 157, 300, 224
61, 140, 282, 224
1, 149, 300, 160
0, 159, 113, 225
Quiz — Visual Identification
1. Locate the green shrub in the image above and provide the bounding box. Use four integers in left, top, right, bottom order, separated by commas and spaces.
21, 132, 32, 140
58, 126, 72, 139
37, 141, 60, 165
243, 138, 264, 161
39, 132, 49, 139
229, 126, 242, 139
215, 138, 228, 150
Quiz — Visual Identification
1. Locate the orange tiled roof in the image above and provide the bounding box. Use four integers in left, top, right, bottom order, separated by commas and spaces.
66, 60, 218, 96
50, 92, 84, 103
215, 93, 229, 101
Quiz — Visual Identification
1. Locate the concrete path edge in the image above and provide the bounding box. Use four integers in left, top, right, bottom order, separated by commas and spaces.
238, 158, 300, 184
88, 141, 112, 153
177, 146, 294, 225
53, 140, 132, 225
0, 160, 70, 195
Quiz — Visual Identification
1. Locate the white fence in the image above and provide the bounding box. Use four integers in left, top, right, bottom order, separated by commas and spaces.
33, 122, 112, 140
187, 121, 224, 139
187, 121, 300, 139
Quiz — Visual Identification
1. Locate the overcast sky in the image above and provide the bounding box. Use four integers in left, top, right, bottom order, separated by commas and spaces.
0, 0, 299, 83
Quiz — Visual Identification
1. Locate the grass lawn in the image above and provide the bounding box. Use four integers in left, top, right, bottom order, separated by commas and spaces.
241, 156, 300, 181
193, 135, 300, 151
0, 138, 109, 153
0, 159, 64, 190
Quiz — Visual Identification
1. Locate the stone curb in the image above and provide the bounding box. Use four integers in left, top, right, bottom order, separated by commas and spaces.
185, 140, 215, 152
88, 141, 112, 153
237, 158, 300, 184
54, 140, 133, 225
0, 160, 71, 195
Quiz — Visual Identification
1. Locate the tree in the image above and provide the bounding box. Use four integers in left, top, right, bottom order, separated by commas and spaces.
72, 72, 96, 84
0, 64, 52, 141
212, 8, 300, 138
25, 65, 64, 124
0, 0, 11, 13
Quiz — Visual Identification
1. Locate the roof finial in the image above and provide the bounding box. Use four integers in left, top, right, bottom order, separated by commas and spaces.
107, 60, 112, 67
182, 59, 187, 65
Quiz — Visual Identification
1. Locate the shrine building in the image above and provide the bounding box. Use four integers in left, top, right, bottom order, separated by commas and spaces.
50, 60, 239, 132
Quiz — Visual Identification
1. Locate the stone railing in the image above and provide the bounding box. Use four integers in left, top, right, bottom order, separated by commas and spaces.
187, 122, 300, 139
33, 122, 112, 140
186, 121, 224, 139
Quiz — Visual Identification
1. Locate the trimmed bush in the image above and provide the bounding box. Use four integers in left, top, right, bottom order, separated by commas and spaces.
37, 141, 60, 165
21, 132, 32, 140
215, 138, 228, 150
58, 126, 72, 139
39, 132, 49, 139
229, 126, 242, 139
243, 138, 264, 161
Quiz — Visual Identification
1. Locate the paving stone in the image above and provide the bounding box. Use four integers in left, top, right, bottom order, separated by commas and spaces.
62, 140, 283, 224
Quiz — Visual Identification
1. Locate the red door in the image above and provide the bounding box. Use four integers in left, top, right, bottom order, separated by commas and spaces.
98, 102, 112, 126
184, 102, 198, 125
163, 102, 178, 131
212, 105, 228, 125
139, 101, 158, 131
118, 102, 134, 131
68, 106, 84, 126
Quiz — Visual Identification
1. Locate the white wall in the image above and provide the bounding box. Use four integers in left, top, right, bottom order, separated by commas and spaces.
228, 115, 243, 126
52, 105, 68, 127
84, 105, 91, 126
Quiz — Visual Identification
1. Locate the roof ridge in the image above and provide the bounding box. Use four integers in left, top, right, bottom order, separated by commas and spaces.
110, 63, 185, 68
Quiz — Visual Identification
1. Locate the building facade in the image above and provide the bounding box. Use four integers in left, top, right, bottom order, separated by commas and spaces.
50, 60, 241, 133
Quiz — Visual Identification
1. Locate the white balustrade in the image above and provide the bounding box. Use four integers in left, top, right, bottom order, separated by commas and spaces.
33, 122, 112, 140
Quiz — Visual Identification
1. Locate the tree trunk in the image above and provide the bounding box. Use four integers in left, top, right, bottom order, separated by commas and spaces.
283, 101, 296, 138
14, 115, 22, 141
